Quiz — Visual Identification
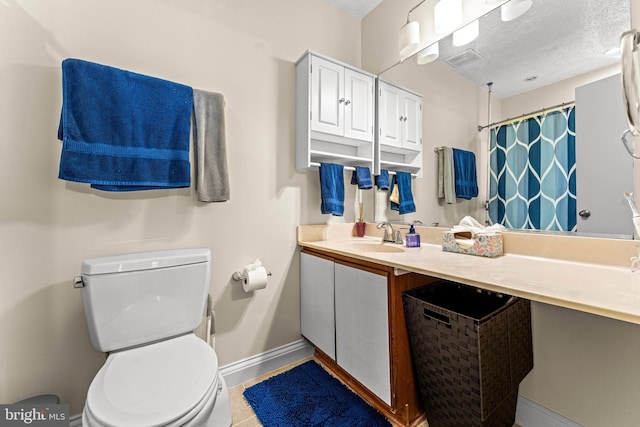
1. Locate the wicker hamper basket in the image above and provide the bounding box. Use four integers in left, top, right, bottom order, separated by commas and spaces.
403, 281, 533, 427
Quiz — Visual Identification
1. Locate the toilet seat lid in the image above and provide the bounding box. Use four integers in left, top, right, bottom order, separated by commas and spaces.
86, 334, 218, 427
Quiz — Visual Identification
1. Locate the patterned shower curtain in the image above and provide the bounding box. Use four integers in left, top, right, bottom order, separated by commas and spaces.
488, 106, 576, 231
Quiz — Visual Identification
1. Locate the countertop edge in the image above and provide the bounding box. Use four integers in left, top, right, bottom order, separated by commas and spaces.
298, 237, 640, 326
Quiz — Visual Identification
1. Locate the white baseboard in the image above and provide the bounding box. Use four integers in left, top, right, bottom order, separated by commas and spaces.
69, 413, 82, 427
219, 338, 314, 388
516, 395, 583, 427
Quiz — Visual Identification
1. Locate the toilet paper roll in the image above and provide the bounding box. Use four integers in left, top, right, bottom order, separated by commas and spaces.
242, 265, 269, 292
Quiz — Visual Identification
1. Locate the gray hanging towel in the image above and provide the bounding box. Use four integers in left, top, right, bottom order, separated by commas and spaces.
192, 89, 230, 202
438, 147, 456, 204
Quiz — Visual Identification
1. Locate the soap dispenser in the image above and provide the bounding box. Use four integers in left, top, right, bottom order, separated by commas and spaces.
405, 224, 421, 247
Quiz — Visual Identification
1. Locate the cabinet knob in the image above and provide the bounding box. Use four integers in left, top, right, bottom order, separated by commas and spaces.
399, 116, 404, 121
339, 98, 345, 104
344, 99, 351, 105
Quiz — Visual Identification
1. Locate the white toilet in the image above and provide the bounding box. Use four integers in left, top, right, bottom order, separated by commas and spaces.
76, 248, 232, 427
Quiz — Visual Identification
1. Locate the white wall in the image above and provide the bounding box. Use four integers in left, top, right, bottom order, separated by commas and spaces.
0, 0, 362, 414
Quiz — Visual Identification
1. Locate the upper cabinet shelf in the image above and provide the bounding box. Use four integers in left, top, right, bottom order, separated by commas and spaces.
295, 51, 423, 177
296, 51, 375, 171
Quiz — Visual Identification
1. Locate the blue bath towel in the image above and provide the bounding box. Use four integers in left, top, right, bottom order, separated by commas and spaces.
57, 58, 193, 191
319, 163, 344, 216
350, 166, 373, 189
390, 171, 416, 214
452, 148, 479, 200
376, 170, 390, 190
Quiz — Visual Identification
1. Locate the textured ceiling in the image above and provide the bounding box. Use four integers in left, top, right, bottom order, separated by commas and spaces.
324, 0, 382, 18
328, 0, 630, 98
437, 0, 630, 98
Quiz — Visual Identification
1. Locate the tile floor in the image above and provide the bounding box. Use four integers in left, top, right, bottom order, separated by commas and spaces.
228, 356, 521, 427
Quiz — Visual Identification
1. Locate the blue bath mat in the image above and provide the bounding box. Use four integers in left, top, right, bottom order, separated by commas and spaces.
243, 360, 391, 427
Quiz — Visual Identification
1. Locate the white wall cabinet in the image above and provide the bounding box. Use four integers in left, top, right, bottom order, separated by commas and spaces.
296, 51, 375, 171
300, 251, 390, 405
376, 80, 423, 176
310, 56, 374, 142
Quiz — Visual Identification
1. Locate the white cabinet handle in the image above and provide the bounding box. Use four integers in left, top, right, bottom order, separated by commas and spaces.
339, 98, 345, 103
345, 100, 351, 105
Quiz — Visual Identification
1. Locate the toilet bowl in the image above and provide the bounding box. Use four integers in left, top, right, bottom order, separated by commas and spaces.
76, 249, 232, 427
82, 334, 230, 427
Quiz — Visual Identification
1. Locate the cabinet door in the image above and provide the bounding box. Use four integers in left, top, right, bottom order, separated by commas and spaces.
335, 263, 390, 405
401, 92, 422, 151
344, 68, 374, 142
300, 252, 336, 360
378, 82, 402, 148
310, 56, 344, 137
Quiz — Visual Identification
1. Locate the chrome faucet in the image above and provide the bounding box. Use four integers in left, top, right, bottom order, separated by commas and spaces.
377, 221, 403, 244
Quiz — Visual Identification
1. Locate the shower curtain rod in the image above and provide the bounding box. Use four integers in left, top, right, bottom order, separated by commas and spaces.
477, 100, 575, 131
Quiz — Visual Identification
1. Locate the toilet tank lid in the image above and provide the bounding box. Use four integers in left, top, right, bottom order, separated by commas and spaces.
81, 248, 211, 275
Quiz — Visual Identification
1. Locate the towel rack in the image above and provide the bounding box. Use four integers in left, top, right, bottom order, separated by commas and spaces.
309, 161, 418, 177
310, 161, 358, 172
433, 146, 446, 152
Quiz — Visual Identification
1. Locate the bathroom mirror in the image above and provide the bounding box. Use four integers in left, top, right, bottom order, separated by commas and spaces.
392, 0, 629, 98
379, 0, 632, 237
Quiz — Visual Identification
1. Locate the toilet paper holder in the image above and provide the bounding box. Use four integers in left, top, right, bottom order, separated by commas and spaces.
232, 269, 272, 283
232, 259, 271, 285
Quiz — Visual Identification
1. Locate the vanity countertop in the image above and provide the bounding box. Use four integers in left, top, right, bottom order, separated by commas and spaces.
297, 223, 640, 325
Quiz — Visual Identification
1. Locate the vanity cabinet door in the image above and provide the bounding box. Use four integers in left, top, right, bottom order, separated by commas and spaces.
334, 262, 391, 405
300, 252, 336, 360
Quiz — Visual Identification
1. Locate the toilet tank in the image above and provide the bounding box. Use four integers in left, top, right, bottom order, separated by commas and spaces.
80, 248, 211, 352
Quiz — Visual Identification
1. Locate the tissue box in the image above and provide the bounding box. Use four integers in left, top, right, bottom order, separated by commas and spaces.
442, 231, 503, 258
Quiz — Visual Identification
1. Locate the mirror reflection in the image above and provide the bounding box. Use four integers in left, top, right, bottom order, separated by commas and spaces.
381, 0, 633, 238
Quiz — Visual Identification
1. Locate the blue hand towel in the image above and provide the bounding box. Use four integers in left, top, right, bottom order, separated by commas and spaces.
57, 58, 193, 191
319, 163, 344, 216
376, 170, 390, 190
350, 166, 373, 189
390, 171, 416, 214
452, 148, 479, 200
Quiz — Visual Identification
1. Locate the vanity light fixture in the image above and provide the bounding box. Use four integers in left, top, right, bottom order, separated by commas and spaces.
501, 0, 533, 22
399, 0, 428, 58
453, 19, 479, 46
434, 0, 463, 35
399, 20, 421, 57
417, 43, 440, 64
